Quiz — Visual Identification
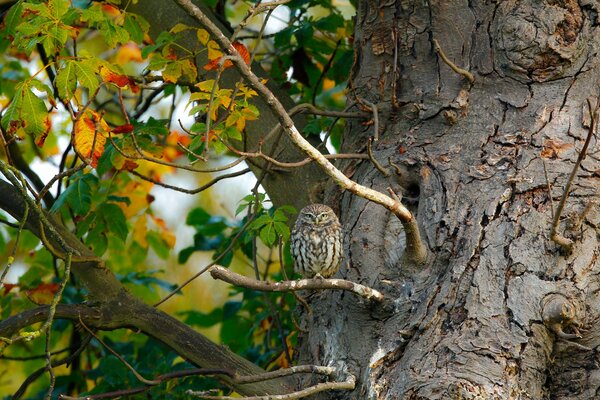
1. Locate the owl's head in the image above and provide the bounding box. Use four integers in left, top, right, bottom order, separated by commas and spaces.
298, 204, 338, 226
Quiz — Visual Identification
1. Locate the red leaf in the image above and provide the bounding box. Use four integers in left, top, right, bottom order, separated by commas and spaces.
111, 124, 134, 134
2, 283, 18, 295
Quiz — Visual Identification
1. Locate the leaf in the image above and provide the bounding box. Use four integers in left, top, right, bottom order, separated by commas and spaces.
76, 59, 101, 94
74, 110, 109, 167
123, 13, 148, 43
98, 203, 128, 241
147, 231, 171, 259
170, 23, 192, 34
203, 41, 250, 71
197, 28, 210, 45
51, 172, 98, 216
55, 60, 77, 101
25, 283, 60, 305
0, 81, 52, 146
99, 65, 138, 91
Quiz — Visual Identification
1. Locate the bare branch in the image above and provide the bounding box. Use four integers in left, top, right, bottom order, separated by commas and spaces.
367, 138, 391, 176
130, 168, 251, 194
432, 38, 475, 84
209, 266, 384, 302
551, 97, 598, 253
172, 0, 428, 265
188, 373, 356, 400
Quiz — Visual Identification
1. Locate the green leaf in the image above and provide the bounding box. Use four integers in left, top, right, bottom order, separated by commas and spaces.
1, 81, 52, 141
98, 203, 128, 241
259, 225, 277, 246
147, 231, 171, 259
76, 59, 100, 94
51, 172, 98, 216
133, 117, 170, 137
55, 60, 77, 101
179, 308, 223, 328
2, 2, 24, 37
123, 14, 148, 43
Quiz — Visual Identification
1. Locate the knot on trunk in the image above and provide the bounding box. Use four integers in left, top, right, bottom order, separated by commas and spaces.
541, 293, 583, 340
494, 0, 584, 82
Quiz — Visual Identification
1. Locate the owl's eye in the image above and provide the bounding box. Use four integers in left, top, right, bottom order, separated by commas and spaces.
317, 212, 329, 222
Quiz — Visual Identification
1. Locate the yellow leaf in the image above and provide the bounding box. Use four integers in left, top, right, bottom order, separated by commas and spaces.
195, 79, 216, 92
171, 23, 191, 34
133, 215, 148, 248
236, 83, 257, 100
74, 110, 109, 168
197, 28, 210, 45
117, 179, 154, 218
207, 40, 222, 60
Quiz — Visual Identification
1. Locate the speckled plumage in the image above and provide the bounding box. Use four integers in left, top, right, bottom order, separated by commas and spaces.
291, 204, 342, 278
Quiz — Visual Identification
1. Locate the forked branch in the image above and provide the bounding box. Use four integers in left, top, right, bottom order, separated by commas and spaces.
173, 0, 428, 265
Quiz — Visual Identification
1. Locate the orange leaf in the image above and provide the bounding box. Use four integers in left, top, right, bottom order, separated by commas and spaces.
203, 41, 250, 71
163, 131, 191, 161
99, 66, 139, 92
115, 42, 143, 64
25, 283, 60, 305
74, 110, 108, 168
101, 3, 121, 17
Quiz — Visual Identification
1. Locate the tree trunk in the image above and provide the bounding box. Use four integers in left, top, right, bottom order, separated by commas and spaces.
298, 1, 600, 398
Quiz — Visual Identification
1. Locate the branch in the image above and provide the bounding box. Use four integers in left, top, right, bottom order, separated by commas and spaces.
188, 373, 356, 400
432, 38, 475, 84
59, 366, 335, 400
0, 176, 293, 396
172, 0, 428, 265
551, 98, 598, 253
209, 266, 384, 302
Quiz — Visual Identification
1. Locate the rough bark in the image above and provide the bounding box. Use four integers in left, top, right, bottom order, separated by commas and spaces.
297, 1, 600, 399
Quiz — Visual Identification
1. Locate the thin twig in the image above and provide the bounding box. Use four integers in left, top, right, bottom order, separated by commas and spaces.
58, 365, 334, 400
209, 266, 384, 302
542, 158, 555, 219
359, 98, 380, 141
130, 168, 251, 195
78, 317, 161, 386
551, 98, 598, 253
432, 38, 475, 83
153, 216, 256, 307
367, 138, 391, 176
44, 252, 73, 400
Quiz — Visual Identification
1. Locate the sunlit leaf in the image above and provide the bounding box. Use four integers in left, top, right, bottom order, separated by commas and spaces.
74, 110, 109, 167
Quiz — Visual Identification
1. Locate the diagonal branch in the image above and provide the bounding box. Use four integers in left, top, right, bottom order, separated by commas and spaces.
172, 0, 428, 265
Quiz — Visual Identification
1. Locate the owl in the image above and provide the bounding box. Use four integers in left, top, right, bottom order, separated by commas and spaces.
290, 204, 342, 278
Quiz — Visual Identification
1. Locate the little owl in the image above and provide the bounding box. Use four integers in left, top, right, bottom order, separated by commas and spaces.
291, 204, 342, 278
